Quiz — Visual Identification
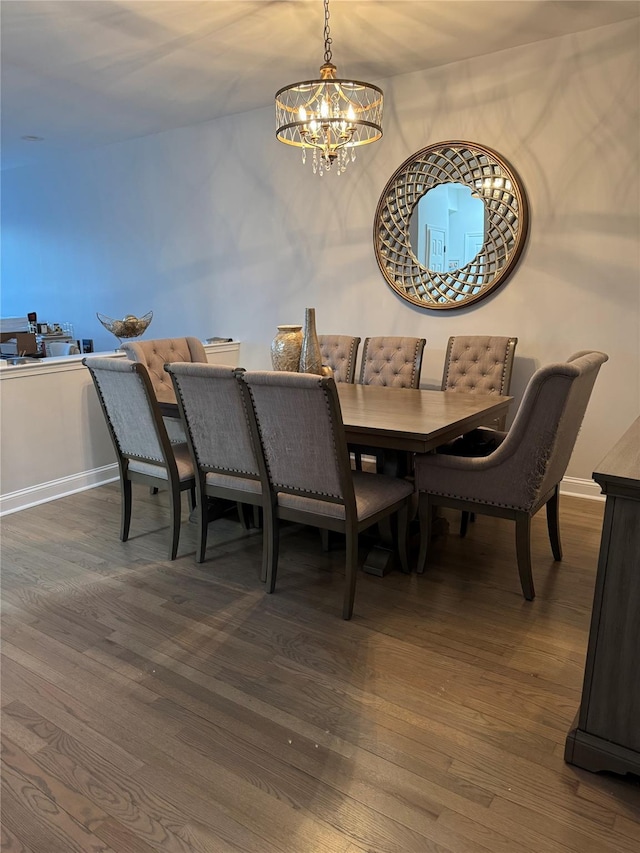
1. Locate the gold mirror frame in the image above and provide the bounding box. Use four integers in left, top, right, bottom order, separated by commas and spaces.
373, 141, 529, 310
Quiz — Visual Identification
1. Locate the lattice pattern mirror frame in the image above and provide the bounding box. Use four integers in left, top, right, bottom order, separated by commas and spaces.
373, 141, 529, 310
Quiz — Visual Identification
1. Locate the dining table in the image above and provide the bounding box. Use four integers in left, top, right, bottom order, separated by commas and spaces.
337, 382, 512, 455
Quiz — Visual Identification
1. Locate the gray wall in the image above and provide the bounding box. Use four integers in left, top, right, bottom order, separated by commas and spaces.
2, 20, 638, 485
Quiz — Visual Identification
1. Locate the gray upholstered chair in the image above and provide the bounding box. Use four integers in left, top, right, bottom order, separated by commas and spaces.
83, 357, 196, 560
415, 351, 608, 600
165, 362, 270, 572
318, 335, 361, 383
359, 336, 426, 388
240, 371, 414, 620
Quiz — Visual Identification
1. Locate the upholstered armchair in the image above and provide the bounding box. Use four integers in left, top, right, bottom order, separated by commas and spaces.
165, 362, 270, 572
240, 371, 414, 619
359, 336, 426, 388
84, 357, 196, 560
318, 335, 361, 383
415, 351, 608, 599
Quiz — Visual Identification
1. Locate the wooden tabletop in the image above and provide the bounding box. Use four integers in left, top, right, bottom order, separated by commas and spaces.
337, 383, 513, 453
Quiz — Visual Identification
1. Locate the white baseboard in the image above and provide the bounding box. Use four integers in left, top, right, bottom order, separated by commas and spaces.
0, 469, 605, 516
0, 464, 119, 516
560, 476, 604, 501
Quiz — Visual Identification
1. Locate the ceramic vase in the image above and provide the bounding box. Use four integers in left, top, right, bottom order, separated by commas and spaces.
270, 325, 303, 371
299, 307, 323, 375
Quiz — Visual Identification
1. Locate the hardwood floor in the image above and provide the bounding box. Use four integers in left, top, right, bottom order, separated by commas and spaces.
1, 484, 638, 852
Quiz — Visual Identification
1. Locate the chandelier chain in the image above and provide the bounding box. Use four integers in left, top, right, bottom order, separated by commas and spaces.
323, 0, 332, 64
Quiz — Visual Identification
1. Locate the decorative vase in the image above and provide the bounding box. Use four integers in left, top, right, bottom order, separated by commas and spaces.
299, 307, 323, 375
270, 325, 303, 371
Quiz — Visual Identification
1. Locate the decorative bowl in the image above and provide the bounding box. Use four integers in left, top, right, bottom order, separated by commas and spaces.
97, 311, 153, 341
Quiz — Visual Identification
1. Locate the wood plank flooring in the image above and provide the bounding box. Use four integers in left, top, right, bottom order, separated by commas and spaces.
1, 484, 638, 852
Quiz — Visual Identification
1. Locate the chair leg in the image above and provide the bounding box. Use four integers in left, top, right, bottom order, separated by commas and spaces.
354, 451, 363, 471
196, 484, 208, 564
237, 502, 253, 530
264, 502, 279, 592
168, 481, 182, 561
121, 477, 132, 542
396, 502, 410, 574
150, 486, 159, 495
460, 511, 470, 537
546, 485, 562, 561
188, 486, 196, 512
320, 529, 330, 552
416, 493, 433, 574
343, 525, 358, 620
515, 513, 535, 600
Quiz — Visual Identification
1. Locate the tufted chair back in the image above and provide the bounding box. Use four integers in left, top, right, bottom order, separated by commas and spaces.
318, 335, 361, 383
441, 335, 517, 430
359, 337, 426, 388
121, 337, 207, 404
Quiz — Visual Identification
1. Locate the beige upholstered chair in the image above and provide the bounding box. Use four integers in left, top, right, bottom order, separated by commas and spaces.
240, 371, 414, 619
359, 336, 426, 388
121, 337, 207, 405
122, 336, 207, 444
355, 336, 426, 471
415, 351, 608, 600
84, 357, 196, 560
440, 335, 518, 534
318, 335, 361, 383
441, 335, 518, 430
165, 362, 270, 572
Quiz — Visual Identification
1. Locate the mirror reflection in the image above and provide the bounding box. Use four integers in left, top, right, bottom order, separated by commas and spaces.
409, 183, 486, 272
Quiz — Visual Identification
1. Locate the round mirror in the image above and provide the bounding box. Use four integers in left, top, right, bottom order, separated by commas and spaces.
374, 141, 529, 310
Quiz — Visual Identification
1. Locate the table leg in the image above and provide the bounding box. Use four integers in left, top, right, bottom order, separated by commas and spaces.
362, 449, 412, 576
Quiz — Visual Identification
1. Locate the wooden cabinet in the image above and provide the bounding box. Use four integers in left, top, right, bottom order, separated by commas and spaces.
565, 418, 640, 776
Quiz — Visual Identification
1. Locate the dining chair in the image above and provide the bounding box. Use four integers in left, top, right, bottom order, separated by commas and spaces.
122, 336, 207, 444
239, 371, 414, 619
359, 336, 426, 388
439, 335, 518, 534
354, 336, 426, 472
414, 350, 608, 600
318, 335, 361, 383
441, 335, 518, 430
83, 357, 196, 560
121, 336, 207, 404
165, 362, 271, 573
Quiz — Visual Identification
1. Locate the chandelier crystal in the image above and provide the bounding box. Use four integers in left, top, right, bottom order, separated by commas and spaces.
275, 0, 383, 176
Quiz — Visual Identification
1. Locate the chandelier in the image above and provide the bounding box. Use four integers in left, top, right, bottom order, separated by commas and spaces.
275, 0, 383, 176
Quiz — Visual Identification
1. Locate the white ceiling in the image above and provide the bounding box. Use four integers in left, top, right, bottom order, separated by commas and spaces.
2, 0, 639, 170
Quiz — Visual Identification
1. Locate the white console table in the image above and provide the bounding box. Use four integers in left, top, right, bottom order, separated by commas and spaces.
0, 341, 241, 515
